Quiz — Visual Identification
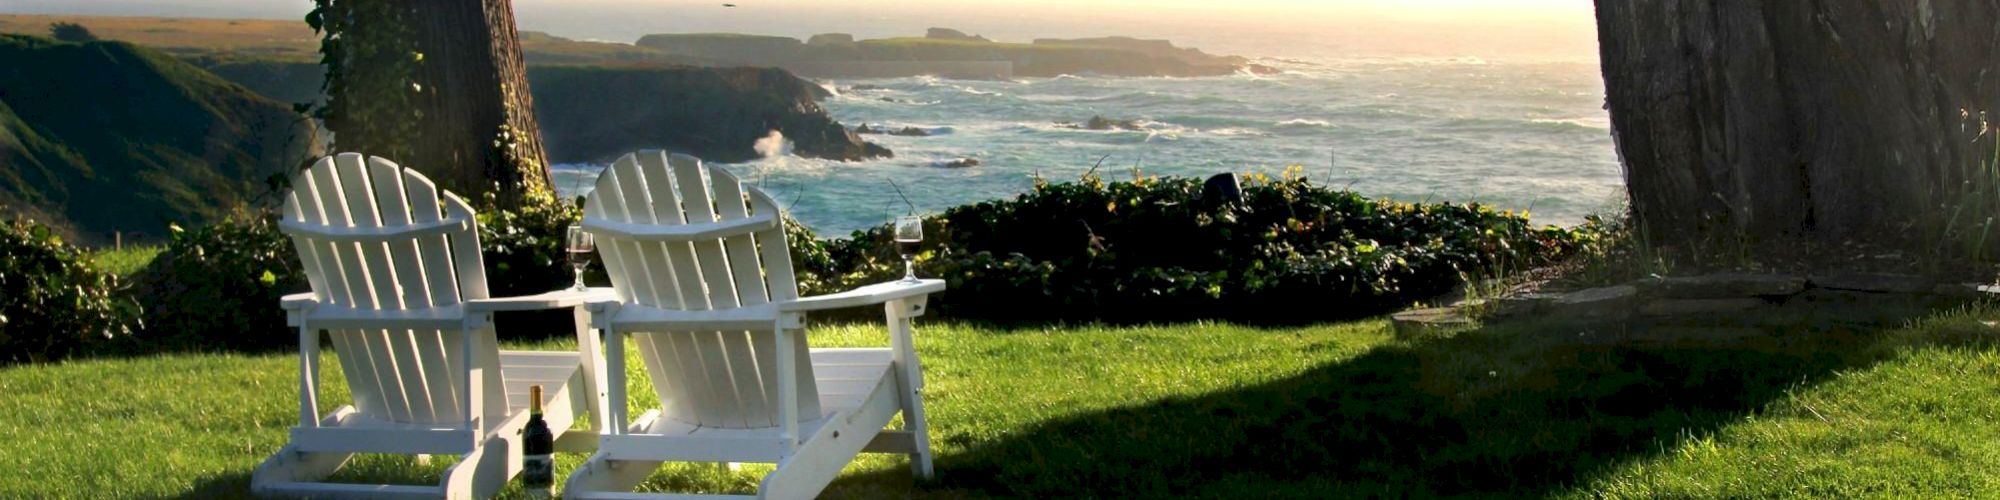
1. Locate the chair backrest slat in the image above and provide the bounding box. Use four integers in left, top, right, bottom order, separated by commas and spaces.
673, 154, 778, 427
398, 169, 466, 420
332, 154, 423, 423
635, 154, 706, 308
632, 153, 734, 427
283, 153, 495, 426
668, 154, 773, 428
585, 151, 817, 430
309, 158, 372, 309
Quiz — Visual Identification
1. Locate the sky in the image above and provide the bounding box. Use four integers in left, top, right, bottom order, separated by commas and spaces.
0, 0, 1602, 61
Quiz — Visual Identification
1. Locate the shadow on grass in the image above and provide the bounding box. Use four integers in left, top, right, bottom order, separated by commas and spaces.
172, 455, 457, 500
175, 472, 251, 500
872, 315, 1918, 497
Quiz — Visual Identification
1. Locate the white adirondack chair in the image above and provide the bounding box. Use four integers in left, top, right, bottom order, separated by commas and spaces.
564, 151, 945, 499
254, 153, 611, 499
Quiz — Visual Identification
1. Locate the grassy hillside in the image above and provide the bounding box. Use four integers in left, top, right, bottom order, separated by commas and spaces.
0, 35, 314, 243
0, 14, 709, 67
0, 14, 316, 61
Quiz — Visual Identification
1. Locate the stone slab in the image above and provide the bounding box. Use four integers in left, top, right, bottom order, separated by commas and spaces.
1655, 273, 1807, 299
1550, 285, 1638, 320
1809, 272, 1935, 294
1931, 283, 1994, 299
1391, 307, 1476, 340
1639, 298, 1768, 317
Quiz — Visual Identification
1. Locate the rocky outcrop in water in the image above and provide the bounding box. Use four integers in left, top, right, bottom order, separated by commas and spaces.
529, 66, 890, 164
855, 124, 931, 137
1057, 116, 1145, 132
1596, 1, 2000, 245
936, 158, 980, 169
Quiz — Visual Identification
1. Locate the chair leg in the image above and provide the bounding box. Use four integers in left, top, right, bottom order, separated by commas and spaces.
900, 382, 935, 480
563, 452, 663, 496
441, 433, 519, 500
250, 443, 352, 493
887, 310, 936, 480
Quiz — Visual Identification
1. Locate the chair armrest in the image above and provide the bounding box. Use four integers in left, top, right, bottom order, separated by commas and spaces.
779, 279, 946, 313
464, 287, 618, 313
281, 292, 317, 311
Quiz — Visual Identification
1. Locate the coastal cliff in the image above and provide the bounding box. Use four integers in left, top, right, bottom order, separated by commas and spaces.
0, 35, 315, 242
187, 59, 890, 165
1596, 1, 2000, 244
636, 29, 1271, 79
529, 65, 890, 164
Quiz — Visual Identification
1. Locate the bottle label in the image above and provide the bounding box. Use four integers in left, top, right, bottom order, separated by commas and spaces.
523, 454, 554, 487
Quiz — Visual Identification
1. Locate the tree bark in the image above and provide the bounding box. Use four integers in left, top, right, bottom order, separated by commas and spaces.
405, 0, 551, 199
322, 0, 551, 200
1594, 1, 2000, 245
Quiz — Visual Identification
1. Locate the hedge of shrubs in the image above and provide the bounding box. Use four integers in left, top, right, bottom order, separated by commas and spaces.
0, 219, 141, 364
134, 214, 305, 352
4, 171, 1597, 358
816, 172, 1594, 323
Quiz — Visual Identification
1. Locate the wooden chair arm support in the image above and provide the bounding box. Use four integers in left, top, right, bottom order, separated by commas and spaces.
464, 287, 618, 313
779, 279, 946, 313
282, 292, 317, 311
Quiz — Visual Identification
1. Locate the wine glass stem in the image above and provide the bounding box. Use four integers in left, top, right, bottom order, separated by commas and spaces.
573, 265, 586, 291
903, 255, 915, 281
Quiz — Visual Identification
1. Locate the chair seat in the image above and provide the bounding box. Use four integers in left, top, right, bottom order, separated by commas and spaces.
596, 347, 896, 464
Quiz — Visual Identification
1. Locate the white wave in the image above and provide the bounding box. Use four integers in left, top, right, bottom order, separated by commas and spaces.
952, 85, 1003, 96
1203, 127, 1271, 137
1277, 118, 1333, 128
1529, 117, 1612, 130
753, 130, 792, 159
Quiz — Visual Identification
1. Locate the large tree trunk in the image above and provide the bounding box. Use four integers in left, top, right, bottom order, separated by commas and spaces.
1594, 1, 2000, 245
320, 0, 551, 200
407, 0, 550, 199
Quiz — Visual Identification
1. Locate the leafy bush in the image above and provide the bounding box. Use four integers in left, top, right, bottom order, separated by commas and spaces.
107, 169, 1592, 350
478, 189, 593, 298
47, 22, 96, 43
0, 219, 140, 363
134, 214, 305, 352
822, 172, 1594, 323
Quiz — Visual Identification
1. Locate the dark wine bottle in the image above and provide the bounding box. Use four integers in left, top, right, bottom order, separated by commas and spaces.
522, 385, 554, 498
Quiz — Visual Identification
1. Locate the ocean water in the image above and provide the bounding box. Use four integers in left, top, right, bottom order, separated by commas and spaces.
552, 57, 1623, 236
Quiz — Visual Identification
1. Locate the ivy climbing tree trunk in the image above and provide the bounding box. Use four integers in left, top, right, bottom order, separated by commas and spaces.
407, 0, 550, 199
312, 0, 552, 201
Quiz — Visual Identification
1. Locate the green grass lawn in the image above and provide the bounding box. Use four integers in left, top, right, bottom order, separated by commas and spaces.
89, 245, 162, 277
2, 310, 1996, 498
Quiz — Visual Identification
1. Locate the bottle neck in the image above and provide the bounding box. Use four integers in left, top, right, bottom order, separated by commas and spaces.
528, 385, 544, 417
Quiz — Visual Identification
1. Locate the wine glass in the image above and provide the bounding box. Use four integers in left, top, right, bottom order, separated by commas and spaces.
565, 224, 594, 291
894, 216, 923, 283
